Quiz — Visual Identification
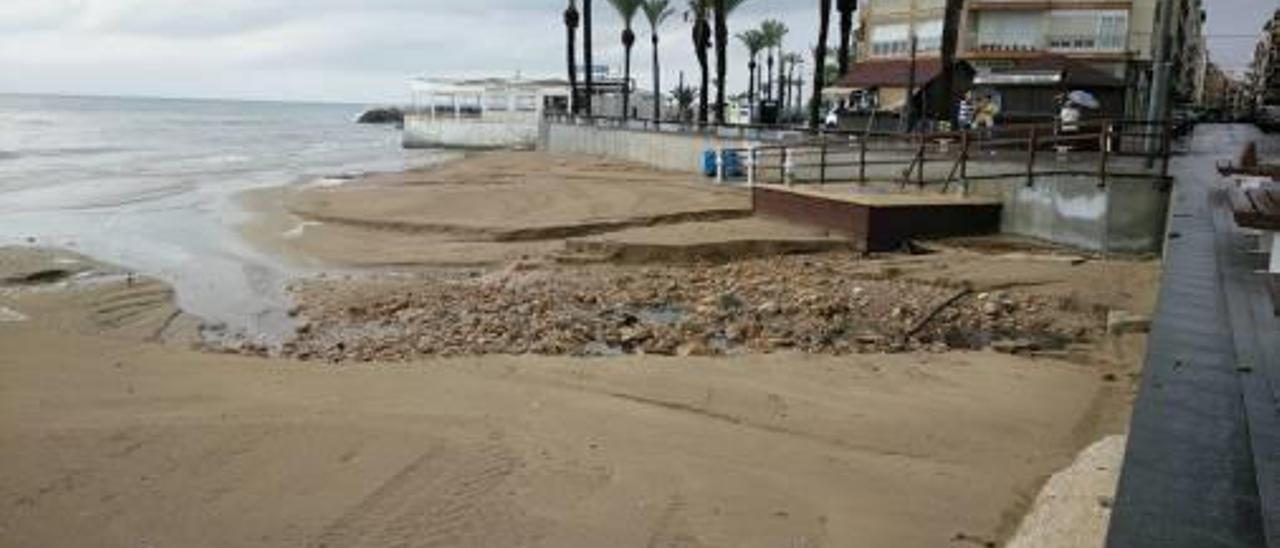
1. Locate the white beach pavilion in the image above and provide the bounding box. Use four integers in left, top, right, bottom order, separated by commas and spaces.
403, 76, 571, 149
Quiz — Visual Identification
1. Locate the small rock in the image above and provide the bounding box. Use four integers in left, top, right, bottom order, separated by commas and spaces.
717, 292, 744, 310
676, 339, 712, 357
990, 338, 1036, 354
1106, 310, 1151, 335
755, 300, 780, 315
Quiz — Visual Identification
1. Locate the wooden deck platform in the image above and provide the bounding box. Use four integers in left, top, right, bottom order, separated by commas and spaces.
750, 184, 1002, 252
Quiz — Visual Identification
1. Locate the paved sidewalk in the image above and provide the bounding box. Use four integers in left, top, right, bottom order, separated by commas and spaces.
1108, 125, 1280, 548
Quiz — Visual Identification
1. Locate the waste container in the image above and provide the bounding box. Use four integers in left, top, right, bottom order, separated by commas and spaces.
701, 149, 718, 177
722, 150, 742, 177
701, 150, 743, 178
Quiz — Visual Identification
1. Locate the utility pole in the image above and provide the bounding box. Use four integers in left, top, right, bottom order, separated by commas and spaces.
583, 0, 594, 116
1146, 0, 1175, 153
905, 33, 918, 131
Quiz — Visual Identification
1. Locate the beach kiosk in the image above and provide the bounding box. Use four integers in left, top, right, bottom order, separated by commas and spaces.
404, 76, 571, 149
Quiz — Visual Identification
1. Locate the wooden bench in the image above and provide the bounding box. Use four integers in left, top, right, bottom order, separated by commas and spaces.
1229, 186, 1280, 314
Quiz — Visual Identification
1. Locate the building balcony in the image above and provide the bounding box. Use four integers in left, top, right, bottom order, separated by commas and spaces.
960, 44, 1132, 61
967, 0, 1131, 10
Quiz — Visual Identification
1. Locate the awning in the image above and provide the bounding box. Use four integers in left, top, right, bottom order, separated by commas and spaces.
970, 56, 1124, 88
973, 70, 1063, 86
829, 59, 944, 90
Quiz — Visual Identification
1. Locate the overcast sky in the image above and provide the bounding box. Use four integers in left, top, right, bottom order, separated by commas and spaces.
0, 0, 1273, 104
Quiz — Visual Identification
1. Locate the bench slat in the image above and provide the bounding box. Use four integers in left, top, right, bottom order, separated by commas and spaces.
1231, 188, 1264, 227
1252, 189, 1280, 216
1246, 189, 1280, 230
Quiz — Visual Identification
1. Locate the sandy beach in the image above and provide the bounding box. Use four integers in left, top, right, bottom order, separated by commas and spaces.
1, 151, 1158, 547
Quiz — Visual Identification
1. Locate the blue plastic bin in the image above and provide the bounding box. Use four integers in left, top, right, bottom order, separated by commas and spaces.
701, 150, 743, 178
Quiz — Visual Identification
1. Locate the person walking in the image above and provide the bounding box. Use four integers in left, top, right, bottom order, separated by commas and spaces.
957, 92, 974, 130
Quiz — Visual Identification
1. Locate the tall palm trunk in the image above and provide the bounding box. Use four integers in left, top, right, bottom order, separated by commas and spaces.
651, 33, 662, 121
565, 1, 580, 114
837, 0, 855, 77
748, 59, 757, 112
622, 27, 635, 118
810, 0, 831, 130
713, 0, 728, 123
583, 0, 594, 116
773, 54, 783, 112
765, 54, 773, 101
693, 13, 711, 124
775, 44, 785, 106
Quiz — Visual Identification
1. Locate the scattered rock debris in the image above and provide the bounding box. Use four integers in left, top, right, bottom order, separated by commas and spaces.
277, 253, 1104, 362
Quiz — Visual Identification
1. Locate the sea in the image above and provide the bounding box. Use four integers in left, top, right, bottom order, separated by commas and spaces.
0, 93, 444, 340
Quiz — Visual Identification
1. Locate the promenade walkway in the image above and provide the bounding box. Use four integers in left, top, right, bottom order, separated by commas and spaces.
1107, 125, 1280, 547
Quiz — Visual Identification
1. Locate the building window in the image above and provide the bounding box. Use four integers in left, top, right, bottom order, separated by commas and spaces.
869, 19, 942, 57
916, 20, 943, 52
973, 11, 1043, 52
1047, 10, 1127, 52
870, 23, 909, 57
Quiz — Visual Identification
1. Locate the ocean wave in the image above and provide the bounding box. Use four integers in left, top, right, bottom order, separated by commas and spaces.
0, 146, 128, 161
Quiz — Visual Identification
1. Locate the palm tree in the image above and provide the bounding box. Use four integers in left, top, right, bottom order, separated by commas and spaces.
783, 51, 803, 113
836, 0, 856, 77
642, 0, 675, 121
811, 0, 832, 129
736, 29, 766, 117
711, 0, 750, 123
687, 0, 712, 124
564, 0, 581, 113
608, 0, 644, 119
759, 19, 788, 104
583, 0, 594, 116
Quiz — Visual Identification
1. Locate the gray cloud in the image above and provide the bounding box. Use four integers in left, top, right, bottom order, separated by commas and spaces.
0, 0, 1269, 102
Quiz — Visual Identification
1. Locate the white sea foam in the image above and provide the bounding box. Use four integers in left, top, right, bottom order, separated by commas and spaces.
0, 306, 29, 322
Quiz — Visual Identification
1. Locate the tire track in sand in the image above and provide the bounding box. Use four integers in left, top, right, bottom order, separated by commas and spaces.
311, 441, 531, 548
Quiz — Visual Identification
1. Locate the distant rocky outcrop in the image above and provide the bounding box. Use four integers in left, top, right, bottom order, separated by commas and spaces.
356, 107, 404, 126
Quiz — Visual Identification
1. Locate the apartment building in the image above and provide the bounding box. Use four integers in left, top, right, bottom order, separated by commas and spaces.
1249, 9, 1280, 108
831, 0, 1163, 123
825, 0, 971, 124
1169, 0, 1208, 106
958, 0, 1157, 120
826, 0, 943, 113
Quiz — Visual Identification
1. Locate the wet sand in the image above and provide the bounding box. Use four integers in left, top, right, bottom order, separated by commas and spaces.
1, 254, 1110, 547
239, 151, 847, 268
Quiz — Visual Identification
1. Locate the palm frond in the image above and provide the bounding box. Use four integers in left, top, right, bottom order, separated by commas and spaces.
759, 19, 789, 48
720, 0, 751, 15
736, 29, 766, 55
606, 0, 644, 25
641, 0, 675, 28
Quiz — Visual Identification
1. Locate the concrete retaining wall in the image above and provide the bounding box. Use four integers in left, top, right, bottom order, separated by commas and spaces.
967, 174, 1170, 254
539, 121, 1171, 254
404, 116, 539, 149
540, 120, 772, 173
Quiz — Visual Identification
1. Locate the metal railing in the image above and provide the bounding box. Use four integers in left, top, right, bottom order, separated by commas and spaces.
709, 119, 1173, 191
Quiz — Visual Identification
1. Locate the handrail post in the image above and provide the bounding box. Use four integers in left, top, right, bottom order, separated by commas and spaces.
1159, 121, 1172, 179
1098, 122, 1111, 189
917, 136, 926, 188
780, 146, 788, 185
1026, 126, 1038, 187
819, 136, 828, 186
716, 148, 725, 184
859, 134, 868, 185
